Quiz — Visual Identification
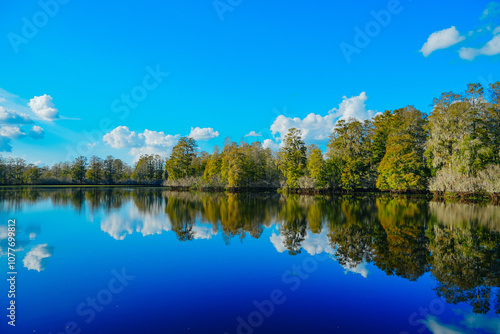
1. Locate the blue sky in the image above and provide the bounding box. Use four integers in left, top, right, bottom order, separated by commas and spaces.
0, 0, 499, 165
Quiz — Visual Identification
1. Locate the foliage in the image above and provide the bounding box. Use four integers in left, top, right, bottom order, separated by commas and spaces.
132, 154, 164, 183
2, 82, 500, 194
278, 128, 307, 187
327, 118, 373, 190
165, 137, 197, 180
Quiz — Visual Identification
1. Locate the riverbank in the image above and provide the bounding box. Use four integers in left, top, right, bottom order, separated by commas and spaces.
4, 184, 500, 204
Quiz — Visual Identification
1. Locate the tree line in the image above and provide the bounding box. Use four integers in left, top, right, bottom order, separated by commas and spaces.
1, 82, 499, 194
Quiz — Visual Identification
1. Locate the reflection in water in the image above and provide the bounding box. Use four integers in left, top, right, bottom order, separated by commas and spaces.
1, 187, 499, 316
23, 244, 54, 272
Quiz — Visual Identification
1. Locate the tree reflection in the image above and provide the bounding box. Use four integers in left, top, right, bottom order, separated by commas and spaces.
372, 197, 430, 281
278, 196, 308, 255
427, 218, 500, 314
2, 187, 500, 315
326, 196, 376, 267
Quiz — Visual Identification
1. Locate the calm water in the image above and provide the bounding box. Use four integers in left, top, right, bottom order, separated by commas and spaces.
1, 188, 499, 334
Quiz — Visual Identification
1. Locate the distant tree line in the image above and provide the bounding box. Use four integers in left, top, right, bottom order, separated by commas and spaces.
1, 82, 500, 194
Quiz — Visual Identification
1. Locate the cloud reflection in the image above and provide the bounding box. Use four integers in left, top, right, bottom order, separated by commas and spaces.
23, 244, 54, 272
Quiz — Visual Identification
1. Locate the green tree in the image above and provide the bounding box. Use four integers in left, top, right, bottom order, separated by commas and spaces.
133, 155, 164, 182
165, 137, 197, 180
327, 119, 373, 190
204, 146, 222, 182
371, 110, 392, 167
103, 155, 116, 184
86, 155, 103, 184
23, 164, 42, 184
487, 82, 500, 163
71, 156, 87, 184
278, 128, 307, 187
376, 106, 428, 191
306, 145, 326, 187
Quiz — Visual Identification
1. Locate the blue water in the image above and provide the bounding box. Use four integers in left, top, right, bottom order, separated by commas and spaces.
0, 188, 499, 334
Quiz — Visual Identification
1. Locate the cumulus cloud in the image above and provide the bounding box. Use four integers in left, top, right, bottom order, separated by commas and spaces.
0, 125, 26, 139
269, 92, 374, 142
141, 129, 178, 147
23, 244, 54, 272
245, 131, 262, 137
189, 127, 219, 141
270, 232, 287, 253
193, 223, 217, 240
459, 34, 500, 60
262, 139, 280, 151
28, 94, 59, 121
0, 136, 12, 152
341, 262, 369, 278
0, 107, 33, 124
421, 316, 465, 334
458, 309, 500, 332
301, 232, 334, 256
28, 125, 44, 139
420, 27, 466, 57
103, 126, 179, 159
103, 126, 143, 149
101, 203, 171, 240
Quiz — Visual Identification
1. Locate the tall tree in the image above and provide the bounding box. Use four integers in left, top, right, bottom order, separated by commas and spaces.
306, 145, 326, 187
376, 106, 428, 191
71, 156, 87, 184
165, 137, 197, 180
278, 128, 307, 188
86, 155, 103, 184
327, 119, 373, 190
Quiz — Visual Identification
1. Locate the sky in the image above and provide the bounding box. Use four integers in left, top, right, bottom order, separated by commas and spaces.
0, 0, 499, 165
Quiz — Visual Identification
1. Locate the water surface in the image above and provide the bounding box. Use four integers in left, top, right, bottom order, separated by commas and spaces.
1, 188, 499, 334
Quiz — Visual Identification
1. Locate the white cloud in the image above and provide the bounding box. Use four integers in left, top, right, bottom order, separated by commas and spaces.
459, 34, 500, 60
28, 125, 44, 139
189, 127, 219, 141
141, 129, 178, 147
494, 26, 500, 35
28, 94, 59, 121
103, 126, 179, 159
459, 309, 500, 333
193, 223, 217, 240
300, 232, 333, 256
262, 139, 281, 151
270, 232, 287, 253
421, 316, 465, 334
269, 92, 374, 143
101, 204, 171, 240
244, 131, 262, 137
341, 262, 369, 278
420, 26, 466, 57
103, 126, 143, 149
23, 244, 53, 272
0, 107, 33, 124
0, 136, 12, 152
0, 97, 5, 102
0, 125, 26, 139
